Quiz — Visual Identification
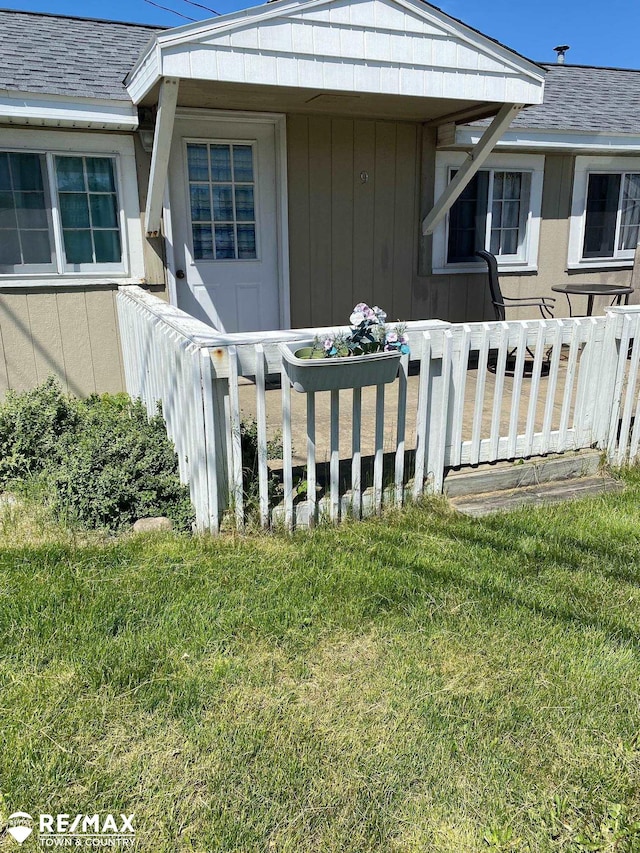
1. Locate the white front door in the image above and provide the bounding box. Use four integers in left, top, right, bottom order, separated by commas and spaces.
167, 114, 284, 333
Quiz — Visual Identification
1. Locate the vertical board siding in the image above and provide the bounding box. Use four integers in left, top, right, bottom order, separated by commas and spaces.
391, 123, 418, 322
331, 118, 355, 323
352, 120, 376, 308
85, 288, 126, 394
372, 121, 397, 311
59, 291, 96, 396
0, 287, 126, 397
414, 152, 633, 325
0, 321, 9, 393
0, 292, 38, 391
25, 292, 66, 387
287, 115, 419, 329
286, 115, 312, 327
307, 116, 333, 327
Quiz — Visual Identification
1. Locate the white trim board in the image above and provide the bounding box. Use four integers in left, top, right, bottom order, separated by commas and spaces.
453, 126, 640, 153
127, 0, 545, 107
0, 90, 138, 130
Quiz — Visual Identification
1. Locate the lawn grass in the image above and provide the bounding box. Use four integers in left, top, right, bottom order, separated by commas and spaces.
1, 473, 640, 851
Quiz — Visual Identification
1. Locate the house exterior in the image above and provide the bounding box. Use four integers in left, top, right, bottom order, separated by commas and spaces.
0, 2, 638, 396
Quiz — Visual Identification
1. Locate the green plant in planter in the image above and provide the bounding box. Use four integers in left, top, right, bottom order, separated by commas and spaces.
295, 336, 326, 360
297, 303, 410, 359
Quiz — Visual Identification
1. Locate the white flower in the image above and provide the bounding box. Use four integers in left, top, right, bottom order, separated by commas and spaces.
350, 309, 366, 325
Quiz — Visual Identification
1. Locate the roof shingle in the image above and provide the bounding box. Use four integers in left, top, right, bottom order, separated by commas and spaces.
0, 8, 161, 101
512, 64, 640, 135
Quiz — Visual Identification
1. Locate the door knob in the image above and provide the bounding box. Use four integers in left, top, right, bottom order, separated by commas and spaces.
176, 269, 185, 279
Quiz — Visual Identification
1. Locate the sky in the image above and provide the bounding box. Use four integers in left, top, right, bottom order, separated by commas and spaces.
5, 0, 640, 69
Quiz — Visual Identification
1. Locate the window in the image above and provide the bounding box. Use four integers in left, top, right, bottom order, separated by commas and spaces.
447, 169, 531, 264
0, 151, 122, 274
56, 156, 121, 268
432, 152, 544, 274
0, 129, 143, 283
187, 142, 257, 261
0, 152, 55, 272
569, 156, 640, 269
582, 172, 640, 260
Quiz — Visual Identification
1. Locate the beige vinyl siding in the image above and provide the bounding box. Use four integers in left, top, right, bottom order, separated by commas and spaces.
287, 115, 420, 328
0, 286, 126, 396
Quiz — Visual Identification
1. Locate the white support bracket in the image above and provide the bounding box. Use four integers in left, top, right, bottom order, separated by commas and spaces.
421, 102, 523, 236
144, 77, 179, 238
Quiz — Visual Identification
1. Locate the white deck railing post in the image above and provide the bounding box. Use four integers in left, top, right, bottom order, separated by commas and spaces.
603, 305, 640, 462
426, 328, 453, 494
595, 308, 625, 454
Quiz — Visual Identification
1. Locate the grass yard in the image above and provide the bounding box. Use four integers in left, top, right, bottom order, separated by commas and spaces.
1, 474, 640, 852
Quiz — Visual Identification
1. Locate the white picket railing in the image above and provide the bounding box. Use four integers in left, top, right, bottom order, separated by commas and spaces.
117, 285, 640, 532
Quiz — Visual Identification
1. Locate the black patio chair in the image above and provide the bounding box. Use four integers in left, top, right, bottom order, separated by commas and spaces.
475, 249, 555, 374
475, 249, 555, 321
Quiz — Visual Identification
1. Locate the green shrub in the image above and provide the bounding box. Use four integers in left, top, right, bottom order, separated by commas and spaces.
0, 379, 194, 532
0, 376, 80, 482
49, 394, 195, 532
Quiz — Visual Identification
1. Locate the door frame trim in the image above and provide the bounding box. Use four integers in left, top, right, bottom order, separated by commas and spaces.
163, 108, 290, 329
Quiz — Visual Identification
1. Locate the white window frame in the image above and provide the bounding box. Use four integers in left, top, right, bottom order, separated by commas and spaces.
0, 128, 145, 287
569, 155, 640, 270
432, 151, 545, 275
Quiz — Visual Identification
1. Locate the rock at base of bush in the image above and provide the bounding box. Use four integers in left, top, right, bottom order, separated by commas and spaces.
133, 516, 174, 533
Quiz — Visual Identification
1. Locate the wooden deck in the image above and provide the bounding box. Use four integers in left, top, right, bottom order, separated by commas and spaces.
119, 285, 640, 531
237, 355, 574, 470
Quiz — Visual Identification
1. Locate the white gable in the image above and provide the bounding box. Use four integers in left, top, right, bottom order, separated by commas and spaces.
128, 0, 544, 106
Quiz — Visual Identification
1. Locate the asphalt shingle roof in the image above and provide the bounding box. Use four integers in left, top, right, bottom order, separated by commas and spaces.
509, 64, 640, 135
1, 8, 640, 139
0, 8, 161, 101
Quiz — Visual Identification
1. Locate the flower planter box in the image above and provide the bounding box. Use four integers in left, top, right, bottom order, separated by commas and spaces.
279, 343, 401, 393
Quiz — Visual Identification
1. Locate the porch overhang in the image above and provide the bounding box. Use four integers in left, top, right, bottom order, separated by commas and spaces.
127, 0, 545, 108
133, 0, 545, 235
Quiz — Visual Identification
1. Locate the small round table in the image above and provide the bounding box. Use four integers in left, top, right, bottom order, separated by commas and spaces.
551, 283, 633, 317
